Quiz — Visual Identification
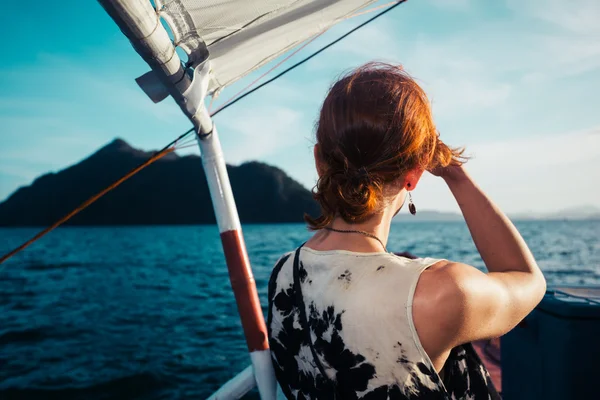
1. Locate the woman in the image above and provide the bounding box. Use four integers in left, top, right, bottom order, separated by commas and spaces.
267, 63, 546, 399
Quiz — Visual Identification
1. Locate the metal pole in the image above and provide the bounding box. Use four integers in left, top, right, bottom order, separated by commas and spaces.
97, 1, 277, 398
196, 109, 277, 400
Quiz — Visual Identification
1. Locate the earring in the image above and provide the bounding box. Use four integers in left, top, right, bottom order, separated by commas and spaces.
408, 192, 417, 215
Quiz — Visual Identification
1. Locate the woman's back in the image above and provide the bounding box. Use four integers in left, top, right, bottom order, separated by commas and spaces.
266, 62, 545, 399
267, 248, 498, 399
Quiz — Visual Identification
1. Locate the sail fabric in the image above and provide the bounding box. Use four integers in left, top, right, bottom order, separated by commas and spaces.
156, 0, 379, 94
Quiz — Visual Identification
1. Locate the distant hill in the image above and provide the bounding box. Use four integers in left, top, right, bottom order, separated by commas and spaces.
0, 139, 319, 226
2, 139, 598, 226
393, 210, 463, 222
393, 207, 600, 222
511, 206, 600, 221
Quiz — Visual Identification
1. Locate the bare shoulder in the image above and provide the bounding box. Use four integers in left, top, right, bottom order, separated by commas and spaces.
415, 260, 507, 325
420, 259, 484, 281
412, 260, 506, 366
415, 260, 482, 307
414, 259, 543, 361
411, 260, 467, 370
418, 259, 498, 301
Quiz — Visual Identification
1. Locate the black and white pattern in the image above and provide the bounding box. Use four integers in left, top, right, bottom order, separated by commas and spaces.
267, 249, 500, 400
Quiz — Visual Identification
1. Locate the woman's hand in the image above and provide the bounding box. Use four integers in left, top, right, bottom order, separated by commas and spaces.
429, 163, 469, 183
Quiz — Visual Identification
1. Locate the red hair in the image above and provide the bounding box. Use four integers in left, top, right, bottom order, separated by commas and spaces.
305, 62, 465, 229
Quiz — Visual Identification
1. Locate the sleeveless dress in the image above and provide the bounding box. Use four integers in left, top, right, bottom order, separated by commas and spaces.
267, 247, 501, 400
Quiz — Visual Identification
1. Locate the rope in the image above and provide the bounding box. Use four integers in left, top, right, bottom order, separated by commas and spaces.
0, 128, 194, 265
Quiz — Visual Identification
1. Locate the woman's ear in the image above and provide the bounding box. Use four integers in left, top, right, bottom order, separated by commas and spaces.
314, 145, 326, 177
404, 168, 424, 191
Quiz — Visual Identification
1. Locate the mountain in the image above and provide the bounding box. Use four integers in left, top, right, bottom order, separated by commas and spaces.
544, 206, 600, 220
393, 210, 463, 222
510, 205, 600, 221
2, 139, 598, 226
394, 207, 600, 223
0, 139, 319, 226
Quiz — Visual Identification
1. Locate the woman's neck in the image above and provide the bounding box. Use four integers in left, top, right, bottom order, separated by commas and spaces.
307, 208, 396, 253
329, 215, 391, 245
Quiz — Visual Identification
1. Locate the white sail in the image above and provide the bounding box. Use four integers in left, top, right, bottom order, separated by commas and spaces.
156, 0, 379, 94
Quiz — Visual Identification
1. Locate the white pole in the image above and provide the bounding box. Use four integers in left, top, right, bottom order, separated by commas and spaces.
98, 1, 277, 398
195, 115, 277, 400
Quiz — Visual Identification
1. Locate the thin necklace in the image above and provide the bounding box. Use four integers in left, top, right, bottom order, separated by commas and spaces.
323, 227, 388, 252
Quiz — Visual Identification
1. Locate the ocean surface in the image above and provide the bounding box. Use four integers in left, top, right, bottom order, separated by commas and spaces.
1, 221, 599, 399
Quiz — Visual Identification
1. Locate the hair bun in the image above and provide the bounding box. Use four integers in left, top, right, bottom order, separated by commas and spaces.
350, 166, 370, 185
326, 167, 382, 223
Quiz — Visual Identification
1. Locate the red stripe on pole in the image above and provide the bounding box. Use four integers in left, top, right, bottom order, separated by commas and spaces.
220, 229, 269, 352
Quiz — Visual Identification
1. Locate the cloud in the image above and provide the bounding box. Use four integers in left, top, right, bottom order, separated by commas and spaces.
0, 53, 193, 201
0, 128, 105, 167
506, 0, 600, 35
321, 22, 398, 63
274, 123, 600, 215
426, 0, 471, 10
413, 126, 600, 213
493, 0, 600, 83
0, 54, 183, 126
305, 19, 516, 120
427, 79, 512, 116
207, 68, 327, 166
325, 0, 600, 91
216, 105, 304, 164
262, 126, 600, 218
0, 164, 41, 181
469, 126, 600, 170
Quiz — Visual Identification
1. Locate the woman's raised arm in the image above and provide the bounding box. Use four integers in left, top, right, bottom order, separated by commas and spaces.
415, 166, 546, 355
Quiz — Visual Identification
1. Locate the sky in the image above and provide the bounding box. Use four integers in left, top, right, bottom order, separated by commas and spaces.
0, 0, 599, 214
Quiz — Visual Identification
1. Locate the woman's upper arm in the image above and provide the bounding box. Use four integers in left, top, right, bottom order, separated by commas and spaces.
414, 261, 546, 356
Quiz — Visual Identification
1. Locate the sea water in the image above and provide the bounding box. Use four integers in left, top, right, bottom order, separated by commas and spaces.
0, 221, 598, 399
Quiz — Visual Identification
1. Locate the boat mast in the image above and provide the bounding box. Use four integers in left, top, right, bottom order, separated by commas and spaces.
97, 1, 277, 398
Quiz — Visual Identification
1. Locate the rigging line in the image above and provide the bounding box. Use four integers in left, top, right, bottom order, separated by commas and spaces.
175, 143, 199, 150
210, 0, 407, 117
174, 144, 200, 151
175, 142, 198, 150
349, 0, 402, 18
177, 139, 199, 146
175, 138, 201, 148
210, 29, 327, 115
179, 134, 200, 143
0, 128, 195, 266
175, 136, 197, 145
207, 93, 217, 113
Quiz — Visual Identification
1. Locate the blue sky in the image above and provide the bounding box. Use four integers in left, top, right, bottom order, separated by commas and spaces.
1, 0, 599, 214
